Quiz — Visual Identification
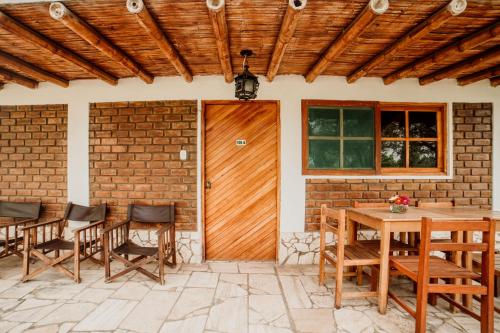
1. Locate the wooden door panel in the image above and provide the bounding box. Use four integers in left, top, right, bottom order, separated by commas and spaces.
204, 101, 279, 260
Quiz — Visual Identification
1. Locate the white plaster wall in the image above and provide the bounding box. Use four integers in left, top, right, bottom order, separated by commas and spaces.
0, 75, 498, 234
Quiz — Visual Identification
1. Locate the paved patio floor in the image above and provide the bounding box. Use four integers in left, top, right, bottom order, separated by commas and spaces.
0, 256, 496, 333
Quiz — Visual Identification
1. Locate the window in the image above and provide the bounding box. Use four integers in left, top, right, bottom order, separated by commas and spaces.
302, 100, 447, 175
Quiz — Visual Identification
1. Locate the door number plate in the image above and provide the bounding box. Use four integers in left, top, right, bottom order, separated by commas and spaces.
236, 139, 247, 146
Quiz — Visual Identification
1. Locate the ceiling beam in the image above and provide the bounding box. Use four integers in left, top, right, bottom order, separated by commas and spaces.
347, 0, 466, 84
305, 0, 389, 83
490, 76, 500, 87
207, 0, 233, 83
0, 49, 68, 87
126, 0, 192, 82
49, 2, 153, 84
384, 20, 500, 85
419, 46, 500, 85
266, 0, 307, 82
0, 67, 38, 88
0, 10, 117, 86
457, 64, 500, 86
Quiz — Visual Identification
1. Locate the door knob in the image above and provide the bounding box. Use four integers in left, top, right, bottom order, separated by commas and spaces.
206, 180, 212, 189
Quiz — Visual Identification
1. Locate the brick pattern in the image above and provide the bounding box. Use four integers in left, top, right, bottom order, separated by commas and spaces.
305, 103, 492, 231
89, 101, 197, 231
0, 105, 67, 219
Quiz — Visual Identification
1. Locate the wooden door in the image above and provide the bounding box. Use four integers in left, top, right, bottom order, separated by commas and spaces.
203, 101, 279, 260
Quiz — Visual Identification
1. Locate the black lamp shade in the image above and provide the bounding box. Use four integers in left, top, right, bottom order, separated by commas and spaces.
235, 65, 259, 100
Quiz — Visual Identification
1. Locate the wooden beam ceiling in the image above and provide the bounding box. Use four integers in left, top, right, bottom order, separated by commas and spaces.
419, 46, 500, 85
457, 65, 500, 86
346, 0, 466, 84
266, 0, 306, 82
207, 0, 233, 83
0, 10, 117, 86
0, 67, 38, 88
126, 0, 192, 83
0, 49, 68, 87
49, 2, 153, 84
384, 20, 500, 85
305, 0, 389, 83
491, 76, 500, 87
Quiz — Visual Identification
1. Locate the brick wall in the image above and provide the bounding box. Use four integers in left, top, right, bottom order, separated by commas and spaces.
305, 103, 492, 231
0, 104, 67, 218
89, 100, 197, 231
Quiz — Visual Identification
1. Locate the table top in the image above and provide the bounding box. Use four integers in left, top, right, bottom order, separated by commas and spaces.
346, 206, 500, 223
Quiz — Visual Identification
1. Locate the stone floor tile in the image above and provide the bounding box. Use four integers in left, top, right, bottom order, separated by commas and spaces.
279, 276, 312, 309
160, 315, 207, 333
153, 274, 190, 291
32, 284, 87, 300
215, 274, 248, 300
73, 299, 138, 331
249, 325, 293, 333
289, 308, 336, 333
168, 287, 215, 320
74, 288, 114, 303
0, 281, 47, 299
0, 279, 19, 294
112, 281, 151, 300
239, 262, 275, 274
275, 266, 302, 276
37, 302, 96, 325
3, 302, 63, 323
181, 263, 209, 272
249, 295, 290, 329
208, 261, 239, 273
186, 272, 219, 288
120, 290, 179, 333
249, 274, 281, 295
206, 296, 248, 333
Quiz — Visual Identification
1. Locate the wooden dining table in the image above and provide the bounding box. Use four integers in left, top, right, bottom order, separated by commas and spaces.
346, 206, 500, 314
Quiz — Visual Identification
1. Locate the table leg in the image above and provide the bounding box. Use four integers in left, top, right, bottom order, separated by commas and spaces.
463, 230, 473, 308
346, 215, 357, 279
378, 223, 391, 314
451, 230, 463, 312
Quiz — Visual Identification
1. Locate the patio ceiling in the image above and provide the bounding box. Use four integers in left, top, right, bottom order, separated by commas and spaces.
0, 0, 498, 89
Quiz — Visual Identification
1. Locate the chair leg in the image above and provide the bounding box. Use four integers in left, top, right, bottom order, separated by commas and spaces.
370, 267, 378, 292
22, 248, 30, 282
428, 278, 437, 306
481, 293, 494, 333
319, 254, 325, 286
415, 287, 429, 333
495, 276, 500, 298
170, 225, 176, 265
356, 266, 363, 286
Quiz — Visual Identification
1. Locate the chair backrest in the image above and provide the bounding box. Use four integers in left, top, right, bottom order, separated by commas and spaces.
0, 201, 41, 219
64, 202, 107, 222
127, 204, 175, 224
353, 201, 388, 208
416, 200, 455, 208
320, 204, 346, 240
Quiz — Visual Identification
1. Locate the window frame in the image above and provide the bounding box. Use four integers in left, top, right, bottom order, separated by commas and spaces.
302, 100, 448, 176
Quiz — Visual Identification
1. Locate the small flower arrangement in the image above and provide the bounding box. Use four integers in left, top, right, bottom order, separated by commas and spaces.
388, 194, 410, 213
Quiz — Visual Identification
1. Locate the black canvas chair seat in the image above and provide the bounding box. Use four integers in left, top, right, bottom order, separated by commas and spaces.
115, 241, 158, 257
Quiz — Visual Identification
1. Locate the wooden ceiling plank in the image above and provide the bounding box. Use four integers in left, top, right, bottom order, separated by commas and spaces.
266, 0, 307, 82
206, 0, 233, 83
347, 0, 467, 84
0, 67, 38, 89
304, 0, 389, 83
49, 2, 153, 84
384, 20, 500, 85
0, 10, 117, 86
457, 64, 500, 86
490, 76, 500, 87
126, 0, 192, 83
419, 46, 500, 85
0, 49, 69, 87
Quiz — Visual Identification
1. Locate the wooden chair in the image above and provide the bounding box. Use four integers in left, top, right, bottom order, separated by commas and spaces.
103, 203, 176, 285
22, 202, 107, 283
389, 217, 495, 333
415, 200, 456, 251
0, 201, 41, 259
319, 204, 379, 308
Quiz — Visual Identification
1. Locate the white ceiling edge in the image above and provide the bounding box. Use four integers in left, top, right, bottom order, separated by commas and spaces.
0, 0, 68, 4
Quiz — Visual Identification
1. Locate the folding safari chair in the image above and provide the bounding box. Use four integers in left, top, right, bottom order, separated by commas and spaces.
103, 203, 176, 285
22, 202, 107, 283
0, 201, 41, 259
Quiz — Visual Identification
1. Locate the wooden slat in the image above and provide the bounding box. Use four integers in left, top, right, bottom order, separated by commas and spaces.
0, 67, 38, 89
304, 0, 389, 83
126, 0, 192, 82
384, 20, 500, 85
491, 76, 500, 87
266, 0, 306, 81
206, 0, 233, 83
0, 10, 117, 85
457, 64, 500, 86
49, 2, 153, 84
204, 101, 278, 260
346, 0, 466, 83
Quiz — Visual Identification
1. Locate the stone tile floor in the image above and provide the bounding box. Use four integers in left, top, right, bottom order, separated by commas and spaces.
0, 256, 497, 333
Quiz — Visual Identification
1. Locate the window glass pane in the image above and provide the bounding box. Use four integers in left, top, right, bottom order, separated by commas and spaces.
409, 141, 437, 167
381, 111, 405, 138
308, 140, 340, 169
308, 108, 340, 136
343, 108, 374, 137
344, 140, 374, 169
381, 141, 405, 167
409, 112, 437, 138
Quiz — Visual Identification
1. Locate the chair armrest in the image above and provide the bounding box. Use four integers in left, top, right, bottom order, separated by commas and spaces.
156, 223, 174, 236
73, 219, 106, 234
321, 221, 339, 233
21, 218, 63, 232
102, 220, 130, 234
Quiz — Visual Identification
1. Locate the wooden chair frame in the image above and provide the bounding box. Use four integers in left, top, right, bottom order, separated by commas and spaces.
103, 204, 176, 285
319, 204, 379, 308
0, 201, 41, 259
389, 217, 495, 333
21, 202, 107, 283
